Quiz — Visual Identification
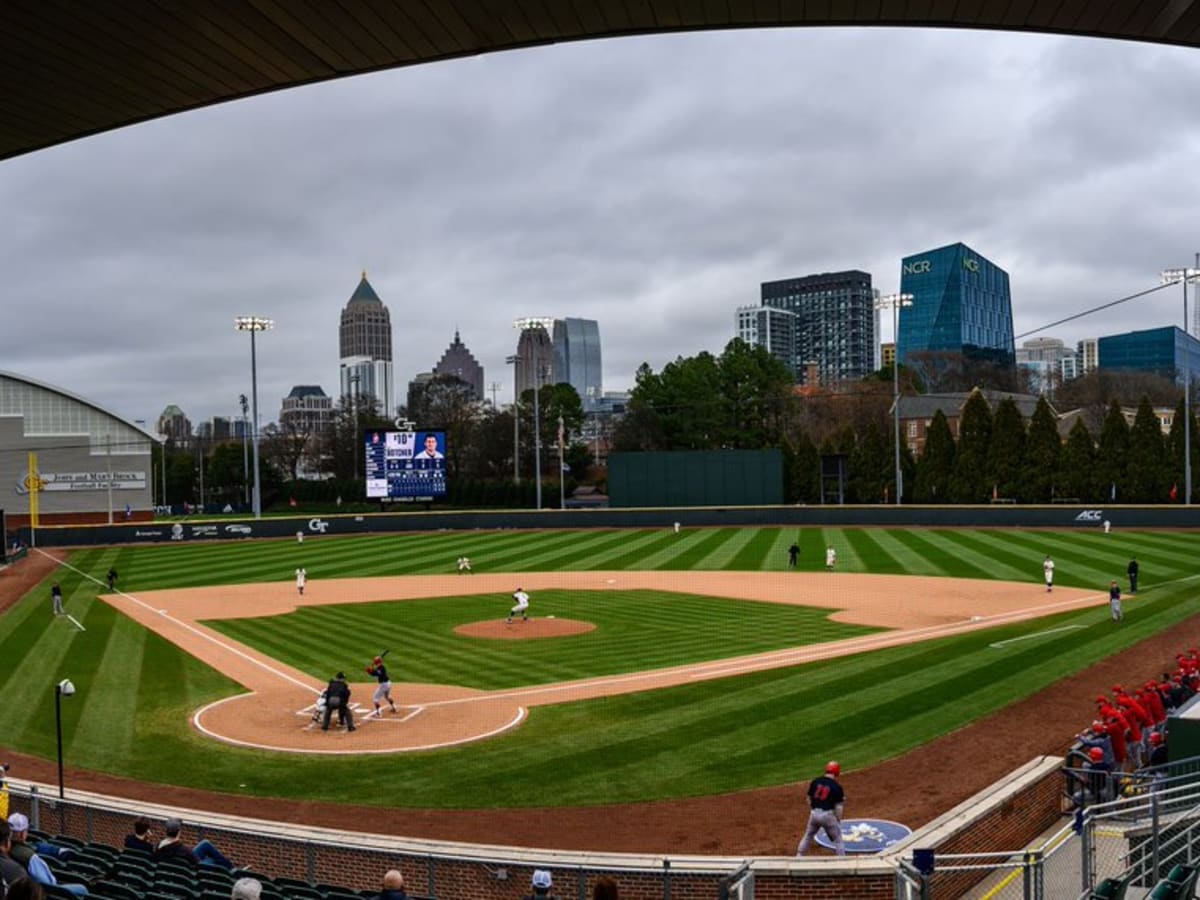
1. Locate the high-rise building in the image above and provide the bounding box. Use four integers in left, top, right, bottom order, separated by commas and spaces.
897, 242, 1014, 367
432, 330, 484, 400
760, 270, 876, 385
552, 318, 602, 410
280, 385, 333, 433
157, 405, 192, 446
512, 318, 556, 398
1077, 338, 1099, 375
736, 306, 798, 373
339, 272, 394, 416
1098, 326, 1200, 382
1016, 337, 1072, 395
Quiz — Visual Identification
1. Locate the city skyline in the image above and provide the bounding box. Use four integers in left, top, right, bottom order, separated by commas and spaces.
2, 26, 1199, 427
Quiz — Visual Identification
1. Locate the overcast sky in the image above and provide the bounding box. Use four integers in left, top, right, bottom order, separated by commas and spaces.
3, 25, 1200, 430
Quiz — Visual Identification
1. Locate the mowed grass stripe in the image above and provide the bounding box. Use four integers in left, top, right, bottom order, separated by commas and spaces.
927, 529, 1032, 583
840, 529, 914, 574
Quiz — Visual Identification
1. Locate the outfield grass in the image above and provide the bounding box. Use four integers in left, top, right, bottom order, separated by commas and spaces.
0, 526, 1194, 807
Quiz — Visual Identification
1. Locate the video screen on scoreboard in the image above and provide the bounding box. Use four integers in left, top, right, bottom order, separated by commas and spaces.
364, 429, 447, 500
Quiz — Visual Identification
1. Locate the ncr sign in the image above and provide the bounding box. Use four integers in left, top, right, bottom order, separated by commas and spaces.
903, 260, 931, 275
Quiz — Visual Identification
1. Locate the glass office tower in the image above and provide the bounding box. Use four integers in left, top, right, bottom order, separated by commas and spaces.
897, 242, 1014, 367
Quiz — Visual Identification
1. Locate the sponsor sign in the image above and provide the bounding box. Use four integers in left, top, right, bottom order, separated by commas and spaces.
1075, 509, 1105, 522
190, 525, 218, 537
903, 260, 931, 275
225, 524, 252, 535
816, 819, 912, 854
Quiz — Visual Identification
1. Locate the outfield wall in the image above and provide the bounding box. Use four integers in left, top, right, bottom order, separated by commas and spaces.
18, 504, 1200, 548
5, 757, 1063, 900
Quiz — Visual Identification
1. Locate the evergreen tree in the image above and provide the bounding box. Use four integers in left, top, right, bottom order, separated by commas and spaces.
784, 430, 821, 504
848, 421, 889, 503
1167, 396, 1200, 503
1021, 396, 1061, 503
1096, 399, 1130, 502
986, 396, 1026, 501
914, 410, 956, 503
949, 390, 993, 503
1059, 419, 1098, 501
1127, 396, 1169, 502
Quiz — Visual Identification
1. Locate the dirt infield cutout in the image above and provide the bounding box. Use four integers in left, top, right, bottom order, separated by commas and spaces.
97, 571, 1104, 755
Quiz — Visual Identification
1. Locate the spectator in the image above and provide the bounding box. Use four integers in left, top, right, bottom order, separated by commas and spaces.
525, 870, 559, 900
592, 876, 619, 900
377, 870, 407, 900
153, 818, 234, 869
124, 818, 154, 853
6, 879, 44, 900
0, 821, 26, 888
231, 878, 262, 900
4, 816, 85, 897
4, 817, 68, 864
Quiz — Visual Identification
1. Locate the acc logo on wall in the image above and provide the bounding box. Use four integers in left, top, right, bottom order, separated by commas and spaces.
815, 819, 912, 854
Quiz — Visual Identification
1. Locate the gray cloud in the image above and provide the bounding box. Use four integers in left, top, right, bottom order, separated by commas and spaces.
2, 27, 1199, 428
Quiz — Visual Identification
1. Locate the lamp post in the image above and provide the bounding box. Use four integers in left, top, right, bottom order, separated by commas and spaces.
875, 292, 914, 505
532, 365, 547, 510
1162, 268, 1200, 505
505, 355, 520, 484
239, 393, 250, 507
234, 316, 273, 518
55, 678, 75, 798
558, 415, 566, 509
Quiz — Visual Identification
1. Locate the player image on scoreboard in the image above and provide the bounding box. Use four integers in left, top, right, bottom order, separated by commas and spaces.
365, 430, 447, 500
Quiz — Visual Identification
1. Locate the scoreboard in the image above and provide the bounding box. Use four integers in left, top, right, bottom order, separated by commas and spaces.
364, 429, 447, 500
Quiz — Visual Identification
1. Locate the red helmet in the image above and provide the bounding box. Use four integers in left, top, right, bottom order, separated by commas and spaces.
825, 761, 841, 776
1150, 732, 1164, 745
1089, 747, 1104, 762
373, 656, 383, 665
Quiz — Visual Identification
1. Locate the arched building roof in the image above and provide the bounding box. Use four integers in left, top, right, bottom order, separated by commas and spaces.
0, 369, 160, 450
2, 2, 1198, 162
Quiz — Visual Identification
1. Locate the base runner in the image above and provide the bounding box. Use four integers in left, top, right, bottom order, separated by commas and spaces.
796, 761, 845, 856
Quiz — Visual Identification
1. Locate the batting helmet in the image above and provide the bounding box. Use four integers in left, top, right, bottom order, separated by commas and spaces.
825, 761, 841, 776
1150, 732, 1164, 745
373, 656, 383, 665
1088, 747, 1104, 762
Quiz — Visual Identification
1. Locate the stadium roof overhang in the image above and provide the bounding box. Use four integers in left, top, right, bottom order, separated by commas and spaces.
3, 1, 1200, 162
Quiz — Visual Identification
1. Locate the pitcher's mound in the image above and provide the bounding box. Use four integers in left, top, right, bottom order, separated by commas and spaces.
456, 618, 596, 639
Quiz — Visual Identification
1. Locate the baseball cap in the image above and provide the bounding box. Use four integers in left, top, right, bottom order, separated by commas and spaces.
8, 813, 28, 832
531, 870, 553, 889
164, 817, 182, 835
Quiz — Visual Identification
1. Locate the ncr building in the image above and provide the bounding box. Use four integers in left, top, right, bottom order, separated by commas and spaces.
897, 242, 1015, 368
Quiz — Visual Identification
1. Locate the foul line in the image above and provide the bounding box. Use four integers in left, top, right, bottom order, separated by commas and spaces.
989, 624, 1085, 649
40, 549, 318, 695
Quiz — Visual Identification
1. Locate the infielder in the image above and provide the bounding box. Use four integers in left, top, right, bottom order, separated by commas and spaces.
1043, 555, 1054, 592
295, 567, 306, 596
825, 546, 837, 571
1109, 581, 1123, 622
365, 654, 398, 717
457, 556, 472, 574
797, 761, 845, 856
508, 587, 530, 624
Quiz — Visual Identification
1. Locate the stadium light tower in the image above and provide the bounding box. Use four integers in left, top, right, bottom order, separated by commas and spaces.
234, 316, 273, 518
875, 292, 914, 505
1162, 268, 1200, 505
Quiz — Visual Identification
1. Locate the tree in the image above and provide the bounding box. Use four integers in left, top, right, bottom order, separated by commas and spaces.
515, 382, 585, 481
1059, 419, 1098, 500
1166, 396, 1200, 504
261, 418, 314, 482
847, 420, 889, 503
949, 390, 992, 503
986, 396, 1026, 501
323, 392, 390, 481
783, 430, 821, 504
1126, 396, 1168, 502
1095, 399, 1130, 502
1021, 396, 1061, 503
205, 442, 249, 506
914, 410, 955, 503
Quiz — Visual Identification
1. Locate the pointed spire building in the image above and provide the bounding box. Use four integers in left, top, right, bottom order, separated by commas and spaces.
339, 271, 394, 417
432, 330, 484, 400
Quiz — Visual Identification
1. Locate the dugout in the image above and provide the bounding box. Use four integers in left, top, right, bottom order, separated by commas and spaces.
607, 449, 782, 507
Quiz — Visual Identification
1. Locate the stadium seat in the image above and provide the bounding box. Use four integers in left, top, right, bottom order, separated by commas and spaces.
43, 885, 84, 900
1090, 873, 1135, 899
92, 880, 144, 900
52, 834, 87, 851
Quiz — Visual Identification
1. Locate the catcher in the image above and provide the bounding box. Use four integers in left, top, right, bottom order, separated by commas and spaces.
366, 652, 398, 718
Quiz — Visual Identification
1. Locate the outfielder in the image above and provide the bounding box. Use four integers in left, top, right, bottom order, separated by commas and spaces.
457, 556, 472, 574
508, 587, 530, 625
295, 567, 307, 596
825, 546, 837, 571
797, 761, 845, 856
1043, 555, 1054, 592
365, 653, 398, 717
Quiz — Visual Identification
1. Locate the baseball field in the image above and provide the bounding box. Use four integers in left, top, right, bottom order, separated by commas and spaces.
0, 524, 1194, 854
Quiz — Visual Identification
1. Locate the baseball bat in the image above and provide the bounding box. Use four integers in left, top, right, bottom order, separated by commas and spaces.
379, 649, 390, 659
